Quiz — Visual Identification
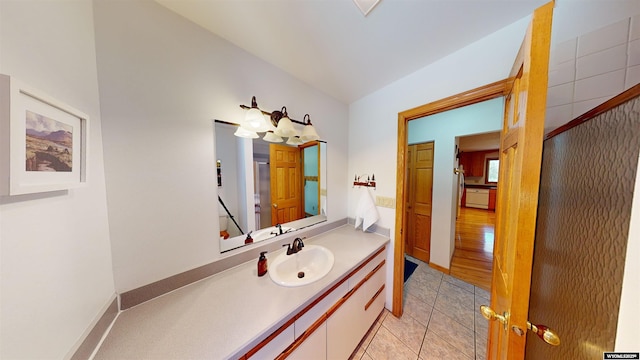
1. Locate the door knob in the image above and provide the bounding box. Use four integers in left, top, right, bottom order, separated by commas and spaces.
273, 203, 278, 208
527, 321, 560, 346
480, 305, 508, 330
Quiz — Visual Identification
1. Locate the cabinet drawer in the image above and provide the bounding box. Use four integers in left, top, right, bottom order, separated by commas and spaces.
287, 322, 326, 360
348, 248, 386, 290
248, 324, 294, 360
295, 282, 348, 338
327, 262, 386, 359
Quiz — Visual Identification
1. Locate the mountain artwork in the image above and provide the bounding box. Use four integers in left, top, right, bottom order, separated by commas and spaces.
25, 110, 73, 172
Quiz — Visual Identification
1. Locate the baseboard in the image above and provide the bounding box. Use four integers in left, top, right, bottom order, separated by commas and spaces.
68, 295, 118, 360
429, 262, 450, 275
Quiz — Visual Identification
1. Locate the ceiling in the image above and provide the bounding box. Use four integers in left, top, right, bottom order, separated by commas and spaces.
155, 0, 549, 103
459, 131, 501, 152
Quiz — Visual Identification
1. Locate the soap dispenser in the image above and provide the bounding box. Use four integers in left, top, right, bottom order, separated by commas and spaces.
258, 251, 268, 277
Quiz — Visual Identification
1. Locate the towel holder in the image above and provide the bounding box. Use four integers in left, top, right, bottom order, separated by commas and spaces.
353, 174, 376, 190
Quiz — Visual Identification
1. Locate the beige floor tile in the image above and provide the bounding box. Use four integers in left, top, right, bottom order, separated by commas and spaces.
419, 329, 472, 360
405, 279, 438, 306
475, 335, 488, 360
427, 309, 475, 358
381, 312, 427, 354
362, 352, 374, 360
411, 270, 443, 292
366, 326, 419, 360
403, 293, 433, 327
434, 281, 475, 330
475, 286, 490, 300
443, 274, 475, 293
474, 311, 489, 339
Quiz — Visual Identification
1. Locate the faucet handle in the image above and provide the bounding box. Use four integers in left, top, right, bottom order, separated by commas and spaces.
293, 237, 305, 251
283, 243, 293, 255
244, 231, 253, 244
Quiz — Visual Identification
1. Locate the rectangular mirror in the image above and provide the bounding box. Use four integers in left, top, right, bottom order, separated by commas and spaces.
215, 121, 327, 253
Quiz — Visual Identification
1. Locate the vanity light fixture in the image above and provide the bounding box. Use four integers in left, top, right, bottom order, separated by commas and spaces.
241, 96, 273, 133
263, 130, 284, 143
300, 114, 320, 142
237, 96, 320, 144
274, 107, 298, 138
286, 136, 303, 145
233, 125, 259, 139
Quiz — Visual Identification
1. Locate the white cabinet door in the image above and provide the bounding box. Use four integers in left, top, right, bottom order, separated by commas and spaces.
295, 282, 348, 338
287, 322, 327, 360
348, 250, 386, 290
248, 324, 294, 360
326, 262, 386, 359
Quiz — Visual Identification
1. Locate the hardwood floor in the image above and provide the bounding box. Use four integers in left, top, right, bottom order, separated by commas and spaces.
450, 207, 495, 291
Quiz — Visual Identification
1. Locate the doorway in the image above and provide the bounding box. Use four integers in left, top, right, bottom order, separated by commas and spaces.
392, 79, 510, 317
450, 132, 501, 291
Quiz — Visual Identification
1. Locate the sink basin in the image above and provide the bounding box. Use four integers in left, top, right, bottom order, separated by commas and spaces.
251, 226, 295, 242
269, 245, 335, 287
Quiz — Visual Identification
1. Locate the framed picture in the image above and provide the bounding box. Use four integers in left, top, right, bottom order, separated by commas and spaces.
0, 74, 88, 195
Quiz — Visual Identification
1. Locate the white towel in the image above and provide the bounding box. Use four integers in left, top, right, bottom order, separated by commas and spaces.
354, 188, 379, 231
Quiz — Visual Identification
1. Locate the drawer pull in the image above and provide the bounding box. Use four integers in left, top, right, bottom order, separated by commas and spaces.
365, 284, 385, 311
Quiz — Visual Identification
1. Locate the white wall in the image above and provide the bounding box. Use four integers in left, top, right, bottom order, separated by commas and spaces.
0, 0, 115, 358
348, 15, 532, 307
93, 0, 349, 293
407, 98, 503, 268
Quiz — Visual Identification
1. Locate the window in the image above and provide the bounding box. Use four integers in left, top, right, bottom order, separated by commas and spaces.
485, 158, 499, 184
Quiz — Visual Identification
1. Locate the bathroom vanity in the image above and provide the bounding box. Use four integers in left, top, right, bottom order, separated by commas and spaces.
93, 225, 389, 359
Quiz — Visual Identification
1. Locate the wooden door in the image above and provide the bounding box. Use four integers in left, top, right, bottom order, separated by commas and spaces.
405, 142, 433, 263
270, 144, 302, 225
485, 2, 553, 359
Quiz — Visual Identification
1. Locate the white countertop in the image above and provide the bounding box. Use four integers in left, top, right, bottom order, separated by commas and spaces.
94, 225, 389, 359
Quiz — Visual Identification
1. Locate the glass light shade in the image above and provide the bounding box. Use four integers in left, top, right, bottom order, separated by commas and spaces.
243, 109, 271, 133
286, 136, 303, 145
300, 124, 320, 142
263, 131, 283, 143
234, 126, 259, 139
274, 116, 298, 138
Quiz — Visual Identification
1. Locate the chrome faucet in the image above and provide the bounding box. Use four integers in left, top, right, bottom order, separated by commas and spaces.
283, 237, 305, 255
271, 223, 283, 236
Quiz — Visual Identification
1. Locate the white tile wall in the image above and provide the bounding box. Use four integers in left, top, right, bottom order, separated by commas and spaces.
545, 15, 640, 134
545, 104, 572, 131
631, 15, 640, 41
574, 69, 626, 102
550, 38, 577, 65
572, 96, 613, 118
576, 44, 627, 80
577, 19, 629, 57
549, 59, 576, 87
626, 65, 640, 89
629, 39, 640, 67
547, 82, 574, 107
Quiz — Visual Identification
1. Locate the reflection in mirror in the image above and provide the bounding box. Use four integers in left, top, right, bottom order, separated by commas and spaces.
215, 120, 327, 253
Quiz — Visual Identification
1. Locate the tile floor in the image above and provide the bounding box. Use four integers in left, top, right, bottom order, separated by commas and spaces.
351, 256, 491, 360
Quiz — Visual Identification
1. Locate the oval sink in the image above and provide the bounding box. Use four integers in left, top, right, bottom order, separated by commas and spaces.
251, 226, 295, 242
269, 245, 335, 287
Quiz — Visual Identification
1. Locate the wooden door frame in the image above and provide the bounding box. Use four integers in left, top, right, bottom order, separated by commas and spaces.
392, 79, 513, 317
300, 141, 321, 217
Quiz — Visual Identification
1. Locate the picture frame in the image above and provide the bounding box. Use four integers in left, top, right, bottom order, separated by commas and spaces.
0, 74, 88, 195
